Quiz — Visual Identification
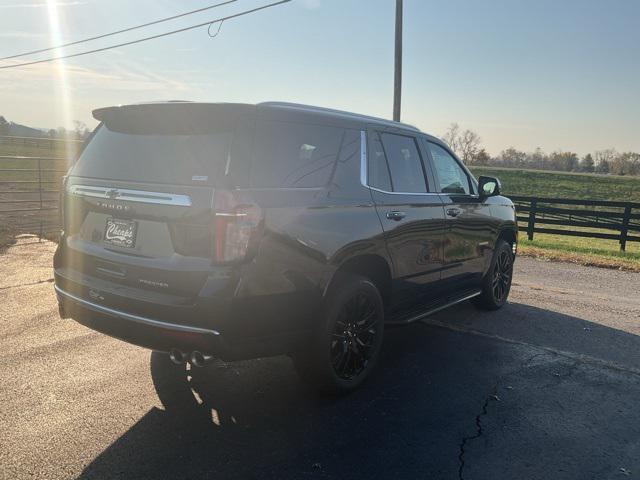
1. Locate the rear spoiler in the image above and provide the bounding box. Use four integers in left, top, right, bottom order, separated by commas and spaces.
92, 101, 192, 121
92, 101, 255, 122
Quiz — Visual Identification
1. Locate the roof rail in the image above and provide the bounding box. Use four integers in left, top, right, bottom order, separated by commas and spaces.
259, 101, 420, 132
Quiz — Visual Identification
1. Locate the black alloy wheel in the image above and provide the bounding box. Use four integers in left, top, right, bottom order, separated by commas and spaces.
473, 239, 514, 310
293, 273, 385, 394
330, 292, 380, 380
492, 248, 513, 303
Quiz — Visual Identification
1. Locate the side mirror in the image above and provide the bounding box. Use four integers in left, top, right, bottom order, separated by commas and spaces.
478, 176, 501, 199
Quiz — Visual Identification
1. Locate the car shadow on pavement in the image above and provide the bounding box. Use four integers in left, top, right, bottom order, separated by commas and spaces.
78, 322, 514, 480
78, 302, 640, 480
429, 299, 640, 372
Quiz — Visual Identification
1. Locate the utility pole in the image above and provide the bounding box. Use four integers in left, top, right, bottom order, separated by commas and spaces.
393, 0, 403, 122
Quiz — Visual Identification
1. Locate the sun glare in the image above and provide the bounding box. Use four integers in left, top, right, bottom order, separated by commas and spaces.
46, 0, 73, 167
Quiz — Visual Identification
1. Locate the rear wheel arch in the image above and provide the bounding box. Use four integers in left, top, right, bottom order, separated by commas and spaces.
327, 254, 392, 310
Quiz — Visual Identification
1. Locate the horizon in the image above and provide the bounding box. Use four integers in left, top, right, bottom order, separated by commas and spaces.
1, 0, 639, 157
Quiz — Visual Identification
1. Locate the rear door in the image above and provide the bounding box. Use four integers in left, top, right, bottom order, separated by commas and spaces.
422, 140, 496, 292
366, 128, 446, 319
60, 104, 254, 307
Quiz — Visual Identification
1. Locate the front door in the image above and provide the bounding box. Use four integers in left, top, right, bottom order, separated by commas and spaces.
366, 129, 446, 318
423, 141, 496, 293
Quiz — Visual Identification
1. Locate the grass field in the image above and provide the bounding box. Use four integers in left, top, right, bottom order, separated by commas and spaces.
518, 236, 640, 271
469, 166, 640, 203
0, 140, 76, 189
0, 138, 80, 159
468, 166, 640, 269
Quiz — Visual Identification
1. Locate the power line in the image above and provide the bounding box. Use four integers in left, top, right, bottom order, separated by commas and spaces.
0, 0, 291, 70
0, 0, 239, 61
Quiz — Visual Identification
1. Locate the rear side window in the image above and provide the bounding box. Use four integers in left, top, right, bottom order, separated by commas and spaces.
380, 133, 427, 193
368, 133, 392, 191
427, 142, 472, 195
250, 121, 344, 188
368, 132, 427, 193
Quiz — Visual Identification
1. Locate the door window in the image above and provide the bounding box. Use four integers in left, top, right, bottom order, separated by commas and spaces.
368, 133, 392, 191
381, 133, 428, 193
368, 132, 427, 193
427, 142, 472, 195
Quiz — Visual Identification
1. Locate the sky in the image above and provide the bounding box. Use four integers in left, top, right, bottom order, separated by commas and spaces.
0, 0, 638, 156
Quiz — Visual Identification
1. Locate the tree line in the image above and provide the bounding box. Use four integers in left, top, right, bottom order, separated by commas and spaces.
0, 115, 90, 141
442, 123, 640, 176
45, 121, 90, 141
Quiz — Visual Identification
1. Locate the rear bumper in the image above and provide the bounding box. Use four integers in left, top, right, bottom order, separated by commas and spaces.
55, 283, 310, 361
55, 284, 226, 355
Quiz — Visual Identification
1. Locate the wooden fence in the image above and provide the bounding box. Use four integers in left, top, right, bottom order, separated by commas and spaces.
0, 134, 82, 243
0, 135, 83, 151
511, 196, 640, 251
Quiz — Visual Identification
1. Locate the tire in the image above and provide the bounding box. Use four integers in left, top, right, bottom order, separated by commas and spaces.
473, 239, 514, 310
293, 273, 385, 394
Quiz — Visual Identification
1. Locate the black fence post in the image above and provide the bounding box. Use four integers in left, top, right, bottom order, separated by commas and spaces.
620, 204, 632, 252
527, 198, 537, 241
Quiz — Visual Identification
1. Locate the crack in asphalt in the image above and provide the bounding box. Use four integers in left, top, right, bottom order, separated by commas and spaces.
457, 352, 546, 480
0, 278, 54, 291
457, 385, 497, 480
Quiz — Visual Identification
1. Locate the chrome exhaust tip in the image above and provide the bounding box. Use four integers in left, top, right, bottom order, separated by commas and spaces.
169, 348, 186, 365
190, 351, 212, 368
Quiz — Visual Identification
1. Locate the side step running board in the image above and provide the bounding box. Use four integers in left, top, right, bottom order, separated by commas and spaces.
387, 290, 481, 326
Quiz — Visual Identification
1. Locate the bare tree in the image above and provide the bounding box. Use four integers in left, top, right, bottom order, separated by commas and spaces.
442, 123, 461, 153
548, 151, 579, 171
594, 149, 617, 165
594, 149, 617, 174
0, 115, 8, 136
458, 129, 482, 163
442, 123, 482, 164
498, 147, 527, 167
472, 148, 491, 165
610, 152, 640, 176
73, 120, 89, 140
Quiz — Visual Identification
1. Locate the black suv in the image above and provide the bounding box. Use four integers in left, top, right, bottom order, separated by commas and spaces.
54, 101, 517, 393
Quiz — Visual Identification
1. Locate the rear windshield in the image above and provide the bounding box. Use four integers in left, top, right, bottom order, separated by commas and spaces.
71, 106, 244, 186
73, 127, 231, 186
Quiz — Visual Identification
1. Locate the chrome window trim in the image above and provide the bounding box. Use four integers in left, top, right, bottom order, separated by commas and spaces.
360, 130, 368, 187
368, 186, 441, 196
68, 185, 192, 207
359, 129, 439, 197
55, 284, 220, 336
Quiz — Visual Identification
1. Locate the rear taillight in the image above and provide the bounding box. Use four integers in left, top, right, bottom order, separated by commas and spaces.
59, 175, 68, 233
212, 190, 263, 264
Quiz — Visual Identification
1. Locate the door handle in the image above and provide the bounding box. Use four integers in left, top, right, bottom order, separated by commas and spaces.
446, 208, 462, 218
386, 211, 406, 221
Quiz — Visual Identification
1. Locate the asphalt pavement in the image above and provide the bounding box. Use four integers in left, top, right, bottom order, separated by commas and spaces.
1, 236, 639, 479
